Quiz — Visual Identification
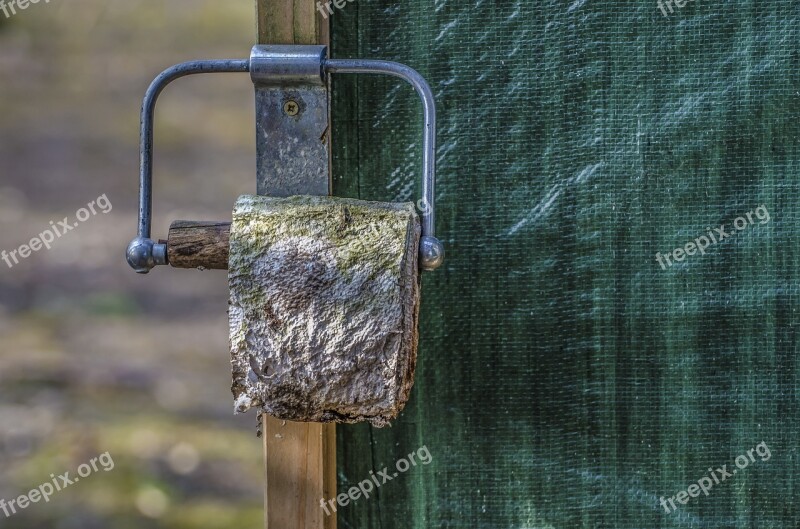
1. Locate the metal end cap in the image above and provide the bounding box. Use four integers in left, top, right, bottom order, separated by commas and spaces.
420, 236, 444, 271
127, 237, 167, 274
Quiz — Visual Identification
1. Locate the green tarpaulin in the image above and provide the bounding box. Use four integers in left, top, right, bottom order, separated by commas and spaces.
332, 1, 799, 527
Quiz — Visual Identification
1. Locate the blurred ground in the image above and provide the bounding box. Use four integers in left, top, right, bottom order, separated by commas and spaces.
0, 2, 267, 527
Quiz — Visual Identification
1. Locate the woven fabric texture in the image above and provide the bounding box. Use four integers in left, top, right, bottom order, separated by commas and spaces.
333, 1, 799, 527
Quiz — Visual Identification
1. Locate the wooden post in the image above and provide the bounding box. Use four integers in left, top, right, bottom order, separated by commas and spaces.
256, 0, 329, 45
255, 2, 336, 529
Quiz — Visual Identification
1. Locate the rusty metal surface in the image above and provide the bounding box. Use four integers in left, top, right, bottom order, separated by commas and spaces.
253, 85, 330, 197
251, 46, 330, 197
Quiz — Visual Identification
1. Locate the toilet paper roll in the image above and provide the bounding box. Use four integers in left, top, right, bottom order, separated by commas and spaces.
229, 195, 421, 427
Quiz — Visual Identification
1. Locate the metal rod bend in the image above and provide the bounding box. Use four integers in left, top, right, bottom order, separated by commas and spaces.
128, 59, 249, 274
138, 59, 250, 239
323, 59, 438, 241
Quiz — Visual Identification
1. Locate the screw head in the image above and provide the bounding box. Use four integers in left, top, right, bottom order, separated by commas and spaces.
283, 100, 299, 116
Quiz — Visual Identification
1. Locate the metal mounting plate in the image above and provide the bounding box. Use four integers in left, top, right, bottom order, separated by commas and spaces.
251, 45, 330, 197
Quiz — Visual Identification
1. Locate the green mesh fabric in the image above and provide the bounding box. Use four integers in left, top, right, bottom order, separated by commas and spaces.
332, 1, 799, 527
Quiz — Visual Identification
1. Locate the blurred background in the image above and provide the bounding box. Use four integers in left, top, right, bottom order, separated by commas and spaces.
0, 1, 267, 527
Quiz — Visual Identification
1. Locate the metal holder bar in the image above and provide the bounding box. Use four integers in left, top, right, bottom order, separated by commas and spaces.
323, 59, 438, 253
127, 46, 444, 274
128, 59, 250, 274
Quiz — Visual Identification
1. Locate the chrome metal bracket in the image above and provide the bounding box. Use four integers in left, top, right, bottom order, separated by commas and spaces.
251, 45, 330, 197
127, 45, 444, 274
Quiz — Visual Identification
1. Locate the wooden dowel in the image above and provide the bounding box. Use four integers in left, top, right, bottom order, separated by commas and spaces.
167, 220, 231, 270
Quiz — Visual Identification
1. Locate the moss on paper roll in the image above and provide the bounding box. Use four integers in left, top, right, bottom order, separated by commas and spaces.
229, 195, 421, 427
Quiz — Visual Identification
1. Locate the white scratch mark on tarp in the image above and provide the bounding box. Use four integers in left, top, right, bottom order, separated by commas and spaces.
436, 19, 459, 42
506, 162, 605, 236
507, 184, 562, 236
387, 166, 405, 189
507, 1, 521, 20
574, 162, 604, 184
568, 0, 589, 12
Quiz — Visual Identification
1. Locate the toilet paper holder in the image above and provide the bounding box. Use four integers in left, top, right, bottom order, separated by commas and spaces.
126, 45, 444, 274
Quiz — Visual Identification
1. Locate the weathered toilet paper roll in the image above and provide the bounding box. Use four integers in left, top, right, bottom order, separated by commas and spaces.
229, 195, 421, 427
